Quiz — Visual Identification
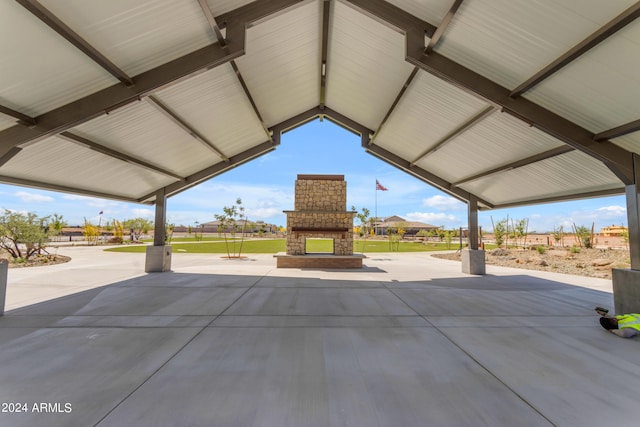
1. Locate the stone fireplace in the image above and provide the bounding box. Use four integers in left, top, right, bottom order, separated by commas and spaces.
275, 174, 363, 268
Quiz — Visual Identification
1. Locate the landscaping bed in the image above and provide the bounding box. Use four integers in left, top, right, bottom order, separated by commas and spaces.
433, 247, 630, 279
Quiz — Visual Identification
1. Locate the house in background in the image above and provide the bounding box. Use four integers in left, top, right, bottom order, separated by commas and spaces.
374, 216, 439, 237
600, 225, 628, 237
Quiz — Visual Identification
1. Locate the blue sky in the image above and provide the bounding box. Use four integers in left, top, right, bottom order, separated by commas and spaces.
0, 119, 629, 233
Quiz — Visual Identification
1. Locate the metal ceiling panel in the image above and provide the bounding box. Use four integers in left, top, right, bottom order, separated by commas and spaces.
208, 0, 256, 16
611, 133, 640, 156
374, 70, 490, 161
0, 0, 116, 116
436, 0, 636, 91
1, 137, 173, 199
39, 0, 215, 77
234, 0, 321, 127
72, 101, 220, 177
417, 112, 566, 183
526, 21, 640, 134
460, 150, 622, 206
0, 116, 15, 132
154, 65, 267, 158
326, 1, 415, 130
383, 0, 453, 24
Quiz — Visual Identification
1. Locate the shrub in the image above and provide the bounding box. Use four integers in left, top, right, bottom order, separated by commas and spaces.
0, 210, 51, 260
536, 246, 546, 254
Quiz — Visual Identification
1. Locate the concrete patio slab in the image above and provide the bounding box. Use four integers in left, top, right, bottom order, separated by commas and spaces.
0, 247, 637, 426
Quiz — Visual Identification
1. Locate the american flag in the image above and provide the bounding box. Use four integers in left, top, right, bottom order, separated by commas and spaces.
376, 180, 388, 191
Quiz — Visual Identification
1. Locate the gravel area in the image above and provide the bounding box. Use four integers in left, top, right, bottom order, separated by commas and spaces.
433, 247, 631, 279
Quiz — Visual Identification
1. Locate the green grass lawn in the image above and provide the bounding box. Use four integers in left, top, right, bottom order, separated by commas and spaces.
104, 238, 456, 254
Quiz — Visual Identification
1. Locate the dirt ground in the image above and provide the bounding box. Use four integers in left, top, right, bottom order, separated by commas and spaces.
1, 249, 71, 269
433, 246, 631, 280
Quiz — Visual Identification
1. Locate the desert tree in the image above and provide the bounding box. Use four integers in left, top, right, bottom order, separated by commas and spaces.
215, 198, 247, 258
0, 210, 51, 260
123, 218, 153, 242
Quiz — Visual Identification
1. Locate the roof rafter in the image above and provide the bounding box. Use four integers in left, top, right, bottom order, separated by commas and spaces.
16, 0, 134, 87
0, 0, 304, 158
451, 145, 575, 187
145, 96, 229, 161
365, 142, 491, 207
345, 0, 635, 184
0, 174, 141, 204
0, 105, 36, 127
319, 0, 331, 108
57, 131, 185, 181
594, 118, 640, 141
0, 40, 244, 158
405, 49, 634, 183
410, 105, 495, 166
197, 0, 274, 144
0, 148, 23, 168
140, 141, 277, 203
369, 68, 419, 146
425, 0, 464, 54
510, 2, 640, 98
491, 187, 623, 210
341, 0, 436, 37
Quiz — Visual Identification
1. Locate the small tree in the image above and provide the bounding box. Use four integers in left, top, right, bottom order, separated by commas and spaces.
0, 210, 51, 260
573, 224, 593, 248
83, 218, 100, 245
491, 217, 507, 247
123, 218, 153, 242
508, 218, 529, 248
387, 228, 401, 251
109, 219, 125, 243
443, 230, 453, 249
48, 213, 67, 240
165, 223, 175, 244
396, 221, 408, 240
351, 206, 371, 238
552, 225, 564, 247
214, 198, 247, 258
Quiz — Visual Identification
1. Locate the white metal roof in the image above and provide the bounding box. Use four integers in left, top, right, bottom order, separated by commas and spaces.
1, 0, 638, 210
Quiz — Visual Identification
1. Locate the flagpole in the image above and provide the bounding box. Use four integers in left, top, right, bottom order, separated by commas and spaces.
375, 179, 378, 236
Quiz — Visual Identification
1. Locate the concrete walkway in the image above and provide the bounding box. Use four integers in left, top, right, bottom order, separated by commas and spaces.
0, 247, 638, 427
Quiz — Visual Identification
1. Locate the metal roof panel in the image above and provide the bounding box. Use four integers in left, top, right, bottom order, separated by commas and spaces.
2, 137, 173, 199
0, 0, 116, 116
374, 71, 490, 161
417, 112, 566, 183
525, 21, 640, 134
326, 1, 415, 130
72, 102, 220, 177
460, 150, 622, 206
154, 65, 268, 158
234, 1, 321, 127
436, 0, 636, 90
384, 0, 454, 24
39, 0, 215, 77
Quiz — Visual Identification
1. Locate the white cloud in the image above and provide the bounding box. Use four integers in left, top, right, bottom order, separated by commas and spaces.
247, 207, 281, 219
15, 191, 54, 203
405, 211, 460, 226
132, 208, 154, 218
422, 195, 465, 211
596, 205, 626, 216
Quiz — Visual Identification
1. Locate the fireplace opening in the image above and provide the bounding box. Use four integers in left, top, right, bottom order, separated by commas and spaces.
305, 238, 334, 254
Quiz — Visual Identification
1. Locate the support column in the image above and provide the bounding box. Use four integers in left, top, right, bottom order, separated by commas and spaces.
462, 195, 485, 275
145, 188, 172, 272
613, 153, 640, 313
0, 259, 7, 316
